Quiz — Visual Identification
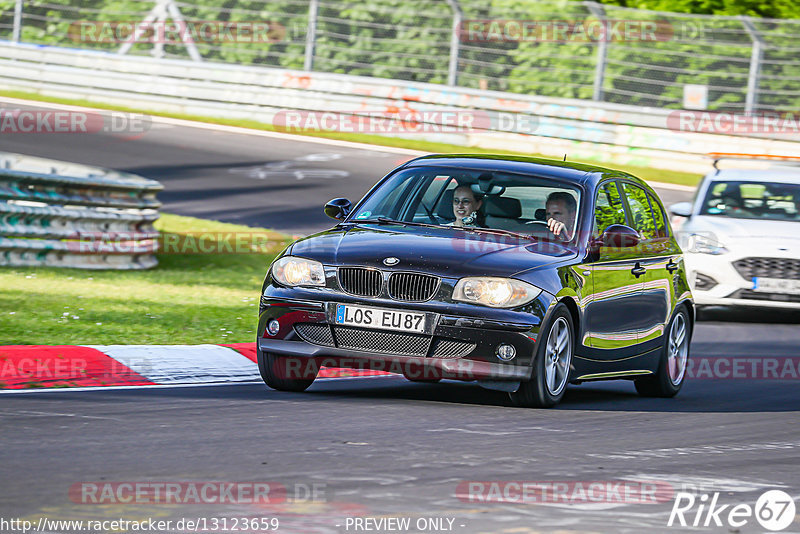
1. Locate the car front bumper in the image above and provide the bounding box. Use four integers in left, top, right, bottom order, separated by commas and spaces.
256, 294, 550, 382
685, 252, 800, 309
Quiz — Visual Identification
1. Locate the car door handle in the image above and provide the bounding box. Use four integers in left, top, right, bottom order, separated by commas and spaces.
666, 260, 679, 273
631, 265, 646, 277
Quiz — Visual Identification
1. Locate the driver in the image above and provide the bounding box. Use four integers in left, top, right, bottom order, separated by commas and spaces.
451, 185, 483, 227
546, 192, 577, 241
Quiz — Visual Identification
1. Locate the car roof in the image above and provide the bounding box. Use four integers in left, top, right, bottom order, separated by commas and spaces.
705, 167, 800, 184
401, 154, 651, 191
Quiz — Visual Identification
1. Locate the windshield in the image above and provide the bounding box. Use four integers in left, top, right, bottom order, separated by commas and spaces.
700, 180, 800, 221
348, 166, 582, 241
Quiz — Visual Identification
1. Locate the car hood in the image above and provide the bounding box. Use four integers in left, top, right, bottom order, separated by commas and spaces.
684, 215, 800, 253
288, 224, 577, 279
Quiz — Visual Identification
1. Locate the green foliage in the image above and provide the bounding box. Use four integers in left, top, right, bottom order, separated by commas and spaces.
3, 0, 797, 110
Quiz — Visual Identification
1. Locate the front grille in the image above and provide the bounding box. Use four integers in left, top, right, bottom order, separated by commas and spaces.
388, 272, 439, 301
731, 289, 800, 303
430, 339, 476, 358
733, 257, 800, 281
334, 326, 431, 356
293, 323, 475, 359
294, 323, 335, 346
338, 267, 382, 297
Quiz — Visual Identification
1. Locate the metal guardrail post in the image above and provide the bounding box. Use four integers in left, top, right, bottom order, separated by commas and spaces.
12, 0, 23, 43
445, 0, 463, 87
586, 2, 608, 102
303, 0, 319, 71
740, 16, 764, 115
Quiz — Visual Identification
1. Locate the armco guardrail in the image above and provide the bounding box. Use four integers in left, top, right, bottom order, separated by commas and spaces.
0, 152, 162, 269
0, 42, 798, 174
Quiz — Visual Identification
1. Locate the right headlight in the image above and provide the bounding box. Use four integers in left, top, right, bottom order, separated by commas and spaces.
271, 256, 326, 287
453, 277, 541, 308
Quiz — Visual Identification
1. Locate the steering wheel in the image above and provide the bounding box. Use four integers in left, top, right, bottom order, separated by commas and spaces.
523, 220, 549, 227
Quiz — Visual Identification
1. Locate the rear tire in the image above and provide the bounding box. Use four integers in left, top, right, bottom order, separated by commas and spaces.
257, 345, 317, 392
635, 306, 690, 398
509, 303, 574, 408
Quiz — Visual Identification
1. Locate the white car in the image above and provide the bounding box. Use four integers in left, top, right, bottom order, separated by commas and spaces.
670, 156, 800, 309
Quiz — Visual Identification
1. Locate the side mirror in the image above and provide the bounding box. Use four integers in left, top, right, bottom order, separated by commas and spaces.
600, 224, 640, 248
324, 198, 352, 220
669, 202, 693, 218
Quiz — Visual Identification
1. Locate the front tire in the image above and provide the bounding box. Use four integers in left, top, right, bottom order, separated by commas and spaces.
257, 345, 317, 392
509, 303, 574, 408
635, 306, 690, 397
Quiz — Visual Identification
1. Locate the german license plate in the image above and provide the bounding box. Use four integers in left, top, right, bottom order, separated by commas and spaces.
335, 304, 426, 333
753, 277, 800, 295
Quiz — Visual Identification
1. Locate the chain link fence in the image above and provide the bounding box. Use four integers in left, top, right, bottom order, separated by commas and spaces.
1, 0, 798, 113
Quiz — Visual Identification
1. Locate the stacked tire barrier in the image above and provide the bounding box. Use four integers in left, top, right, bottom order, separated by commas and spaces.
0, 152, 162, 269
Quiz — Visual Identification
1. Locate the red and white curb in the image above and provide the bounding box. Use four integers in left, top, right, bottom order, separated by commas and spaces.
0, 344, 391, 390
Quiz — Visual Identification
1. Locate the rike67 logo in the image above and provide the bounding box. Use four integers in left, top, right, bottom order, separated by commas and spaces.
668, 489, 796, 531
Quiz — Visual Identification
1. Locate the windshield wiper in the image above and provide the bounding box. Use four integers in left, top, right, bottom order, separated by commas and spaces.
369, 217, 441, 229
458, 226, 537, 242
363, 217, 537, 241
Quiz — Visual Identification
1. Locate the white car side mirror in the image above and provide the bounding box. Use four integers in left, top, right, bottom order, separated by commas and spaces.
669, 202, 693, 218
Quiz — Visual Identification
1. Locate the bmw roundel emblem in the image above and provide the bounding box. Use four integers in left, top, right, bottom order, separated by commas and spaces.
383, 257, 400, 266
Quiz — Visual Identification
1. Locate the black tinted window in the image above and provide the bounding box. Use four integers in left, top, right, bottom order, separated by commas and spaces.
593, 181, 626, 236
622, 183, 658, 240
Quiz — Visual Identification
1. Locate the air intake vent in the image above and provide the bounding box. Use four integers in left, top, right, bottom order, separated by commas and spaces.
338, 267, 383, 297
388, 272, 439, 301
733, 257, 800, 281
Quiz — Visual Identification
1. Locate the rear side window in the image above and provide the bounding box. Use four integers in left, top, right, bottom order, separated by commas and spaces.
593, 181, 626, 236
646, 191, 669, 238
622, 183, 658, 240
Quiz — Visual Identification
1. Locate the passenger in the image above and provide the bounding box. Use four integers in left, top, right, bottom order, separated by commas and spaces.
546, 191, 577, 241
451, 185, 483, 227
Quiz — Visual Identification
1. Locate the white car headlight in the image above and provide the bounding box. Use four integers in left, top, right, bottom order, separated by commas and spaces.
453, 277, 541, 308
690, 234, 729, 255
271, 256, 326, 287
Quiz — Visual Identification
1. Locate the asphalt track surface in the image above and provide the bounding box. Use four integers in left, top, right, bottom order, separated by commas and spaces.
2, 100, 800, 533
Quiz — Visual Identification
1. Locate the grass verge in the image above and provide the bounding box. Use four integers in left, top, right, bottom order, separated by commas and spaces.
0, 213, 291, 345
0, 89, 702, 187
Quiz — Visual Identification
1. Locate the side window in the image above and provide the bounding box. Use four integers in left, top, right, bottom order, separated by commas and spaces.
646, 191, 669, 238
593, 181, 626, 236
622, 183, 657, 240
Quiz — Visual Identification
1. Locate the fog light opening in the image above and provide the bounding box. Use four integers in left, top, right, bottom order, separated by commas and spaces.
496, 344, 516, 361
267, 319, 280, 336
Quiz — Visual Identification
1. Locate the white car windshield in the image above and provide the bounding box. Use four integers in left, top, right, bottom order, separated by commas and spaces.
700, 180, 800, 221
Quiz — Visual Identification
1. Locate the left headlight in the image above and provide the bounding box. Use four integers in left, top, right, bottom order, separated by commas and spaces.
453, 277, 541, 308
690, 234, 729, 255
271, 256, 326, 287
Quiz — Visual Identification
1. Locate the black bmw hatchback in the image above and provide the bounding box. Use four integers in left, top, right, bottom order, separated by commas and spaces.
257, 155, 694, 407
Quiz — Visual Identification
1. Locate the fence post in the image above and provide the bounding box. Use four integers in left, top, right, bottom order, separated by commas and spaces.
586, 2, 607, 102
444, 0, 462, 86
12, 0, 23, 43
740, 16, 763, 115
303, 0, 319, 71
